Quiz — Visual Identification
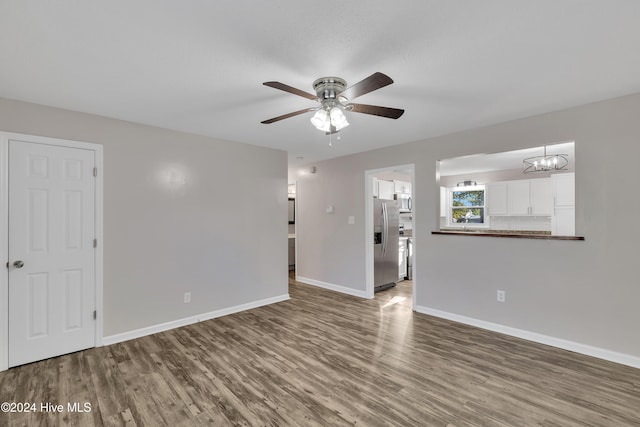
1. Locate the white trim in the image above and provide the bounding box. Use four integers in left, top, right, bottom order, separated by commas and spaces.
0, 136, 8, 371
364, 171, 375, 298
409, 168, 416, 311
416, 305, 640, 369
0, 131, 104, 372
103, 294, 290, 346
295, 276, 371, 299
93, 143, 104, 347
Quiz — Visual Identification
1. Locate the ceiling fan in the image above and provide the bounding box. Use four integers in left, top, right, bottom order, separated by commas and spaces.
261, 72, 404, 134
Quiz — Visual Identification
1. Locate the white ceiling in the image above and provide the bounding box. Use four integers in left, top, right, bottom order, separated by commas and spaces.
1, 1, 640, 167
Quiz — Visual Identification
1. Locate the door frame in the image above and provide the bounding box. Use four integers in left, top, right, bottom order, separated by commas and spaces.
0, 132, 104, 371
364, 164, 416, 307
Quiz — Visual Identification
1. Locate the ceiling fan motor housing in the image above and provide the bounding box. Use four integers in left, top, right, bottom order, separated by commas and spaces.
313, 77, 347, 102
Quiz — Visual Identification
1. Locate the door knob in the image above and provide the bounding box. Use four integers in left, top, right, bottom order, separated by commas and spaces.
13, 260, 24, 268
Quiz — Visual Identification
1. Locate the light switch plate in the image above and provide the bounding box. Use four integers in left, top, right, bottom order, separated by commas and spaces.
348, 215, 355, 225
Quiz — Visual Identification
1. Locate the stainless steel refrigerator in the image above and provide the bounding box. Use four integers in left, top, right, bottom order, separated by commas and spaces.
374, 199, 399, 292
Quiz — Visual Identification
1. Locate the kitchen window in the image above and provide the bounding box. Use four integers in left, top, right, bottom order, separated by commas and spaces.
448, 185, 487, 227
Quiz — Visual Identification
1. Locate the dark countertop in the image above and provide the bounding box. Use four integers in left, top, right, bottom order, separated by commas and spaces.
432, 230, 584, 240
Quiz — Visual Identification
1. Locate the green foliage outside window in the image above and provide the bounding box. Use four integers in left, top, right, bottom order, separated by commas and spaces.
451, 189, 485, 223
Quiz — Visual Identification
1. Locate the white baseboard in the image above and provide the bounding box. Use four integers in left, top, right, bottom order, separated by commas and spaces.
103, 294, 290, 346
415, 305, 640, 370
295, 276, 371, 299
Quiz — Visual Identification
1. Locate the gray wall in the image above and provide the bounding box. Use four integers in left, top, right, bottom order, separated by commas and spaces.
295, 92, 640, 359
0, 97, 288, 338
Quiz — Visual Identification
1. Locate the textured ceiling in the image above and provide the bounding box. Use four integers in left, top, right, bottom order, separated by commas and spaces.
1, 1, 640, 167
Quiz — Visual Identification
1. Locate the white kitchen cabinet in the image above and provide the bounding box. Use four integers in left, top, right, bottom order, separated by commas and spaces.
530, 178, 553, 215
394, 180, 412, 195
378, 180, 395, 200
487, 182, 508, 215
507, 180, 531, 215
551, 173, 575, 235
503, 178, 553, 216
440, 187, 447, 217
552, 206, 575, 236
372, 177, 379, 198
551, 172, 575, 206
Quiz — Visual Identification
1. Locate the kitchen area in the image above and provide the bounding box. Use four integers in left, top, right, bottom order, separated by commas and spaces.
290, 174, 414, 295
437, 142, 579, 239
372, 172, 413, 292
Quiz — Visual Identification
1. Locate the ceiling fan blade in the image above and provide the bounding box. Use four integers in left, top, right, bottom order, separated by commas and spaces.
348, 103, 405, 119
340, 72, 394, 100
263, 81, 317, 100
261, 107, 316, 124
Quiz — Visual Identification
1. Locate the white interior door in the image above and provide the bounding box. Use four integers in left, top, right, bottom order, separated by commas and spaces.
8, 139, 96, 367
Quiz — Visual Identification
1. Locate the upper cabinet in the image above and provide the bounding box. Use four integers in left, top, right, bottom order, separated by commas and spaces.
440, 186, 447, 217
487, 178, 553, 216
487, 182, 508, 215
551, 172, 575, 206
374, 178, 411, 200
394, 180, 412, 195
507, 180, 532, 215
486, 174, 575, 235
378, 180, 395, 200
529, 178, 553, 215
551, 173, 575, 235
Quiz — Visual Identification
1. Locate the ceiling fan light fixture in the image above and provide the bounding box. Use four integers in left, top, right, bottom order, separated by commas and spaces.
329, 107, 349, 131
261, 72, 404, 136
310, 109, 330, 131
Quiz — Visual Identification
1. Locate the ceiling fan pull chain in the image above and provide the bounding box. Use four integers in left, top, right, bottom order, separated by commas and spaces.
328, 131, 332, 147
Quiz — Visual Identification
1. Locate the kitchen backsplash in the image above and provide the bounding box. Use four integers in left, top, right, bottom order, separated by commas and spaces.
399, 215, 412, 231
439, 215, 551, 232
490, 216, 551, 231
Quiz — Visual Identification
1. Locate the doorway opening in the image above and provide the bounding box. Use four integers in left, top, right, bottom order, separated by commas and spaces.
364, 164, 415, 308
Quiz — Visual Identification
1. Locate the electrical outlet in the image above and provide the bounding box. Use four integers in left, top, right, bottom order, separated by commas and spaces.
497, 290, 506, 303
184, 292, 191, 304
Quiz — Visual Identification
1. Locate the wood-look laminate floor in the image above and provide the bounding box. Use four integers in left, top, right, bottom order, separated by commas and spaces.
2, 275, 640, 426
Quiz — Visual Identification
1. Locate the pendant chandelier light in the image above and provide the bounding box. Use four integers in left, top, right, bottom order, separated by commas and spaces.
523, 146, 568, 174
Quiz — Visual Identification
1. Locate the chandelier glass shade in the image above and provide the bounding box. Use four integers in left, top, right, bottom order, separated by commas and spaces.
523, 146, 568, 174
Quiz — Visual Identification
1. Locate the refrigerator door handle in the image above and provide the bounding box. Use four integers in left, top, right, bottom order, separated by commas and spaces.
382, 202, 388, 257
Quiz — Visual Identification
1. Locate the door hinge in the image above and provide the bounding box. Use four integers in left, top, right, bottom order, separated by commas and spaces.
93, 167, 97, 177
93, 238, 97, 248
93, 310, 97, 320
